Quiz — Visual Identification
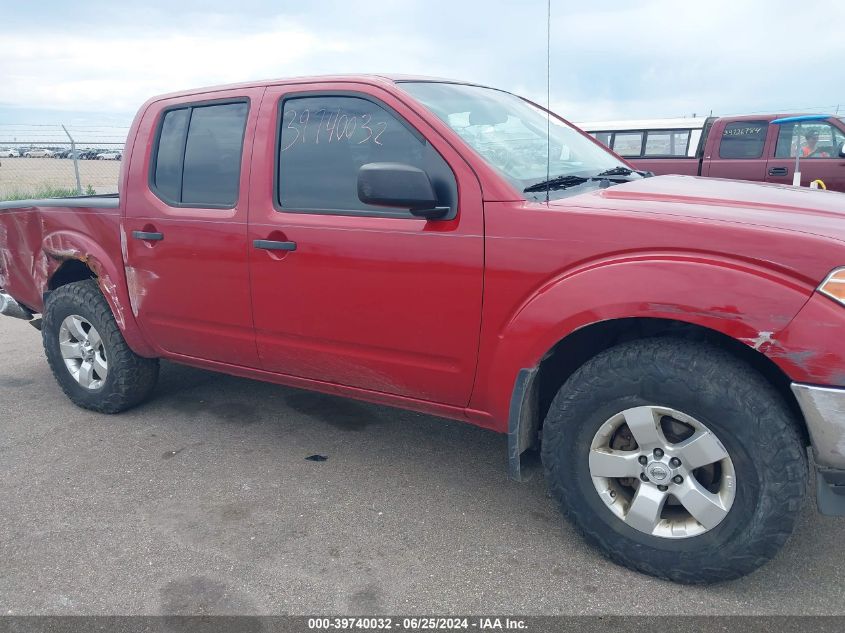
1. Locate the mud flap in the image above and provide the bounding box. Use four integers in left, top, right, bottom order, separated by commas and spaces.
507, 367, 540, 482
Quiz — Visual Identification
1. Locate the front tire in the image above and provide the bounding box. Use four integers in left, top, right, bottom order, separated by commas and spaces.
43, 279, 159, 413
541, 337, 807, 583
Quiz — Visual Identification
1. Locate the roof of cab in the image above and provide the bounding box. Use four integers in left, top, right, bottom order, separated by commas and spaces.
144, 74, 484, 104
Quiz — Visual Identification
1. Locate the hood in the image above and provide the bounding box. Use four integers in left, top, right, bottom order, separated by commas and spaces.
562, 175, 845, 244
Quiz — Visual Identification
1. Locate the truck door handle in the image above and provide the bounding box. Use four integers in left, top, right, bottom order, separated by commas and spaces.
132, 230, 164, 241
768, 167, 788, 176
254, 239, 297, 252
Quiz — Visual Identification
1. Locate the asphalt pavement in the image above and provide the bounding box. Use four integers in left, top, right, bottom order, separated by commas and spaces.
1, 316, 844, 615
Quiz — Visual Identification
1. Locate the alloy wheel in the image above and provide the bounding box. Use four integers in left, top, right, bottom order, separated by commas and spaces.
58, 315, 108, 390
588, 405, 736, 538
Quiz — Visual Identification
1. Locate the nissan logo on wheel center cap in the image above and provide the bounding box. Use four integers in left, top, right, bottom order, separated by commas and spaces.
647, 463, 669, 482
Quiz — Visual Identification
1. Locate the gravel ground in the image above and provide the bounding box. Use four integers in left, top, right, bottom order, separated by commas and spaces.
1, 315, 844, 616
0, 156, 120, 198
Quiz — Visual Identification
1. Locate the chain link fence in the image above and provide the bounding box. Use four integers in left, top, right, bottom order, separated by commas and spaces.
0, 123, 129, 201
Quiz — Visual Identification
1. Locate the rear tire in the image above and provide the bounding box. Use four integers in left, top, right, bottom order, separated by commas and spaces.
541, 337, 807, 583
43, 279, 159, 413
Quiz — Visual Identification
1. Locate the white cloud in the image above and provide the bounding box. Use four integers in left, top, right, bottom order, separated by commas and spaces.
2, 0, 844, 124
543, 0, 845, 119
0, 17, 431, 114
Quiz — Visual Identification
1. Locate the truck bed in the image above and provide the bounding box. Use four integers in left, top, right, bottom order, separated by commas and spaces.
0, 193, 119, 211
0, 195, 123, 315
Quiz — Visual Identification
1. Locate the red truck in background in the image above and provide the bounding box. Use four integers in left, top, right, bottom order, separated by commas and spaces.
582, 113, 845, 190
2, 75, 845, 584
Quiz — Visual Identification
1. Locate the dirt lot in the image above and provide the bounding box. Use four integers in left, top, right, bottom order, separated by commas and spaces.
2, 314, 845, 615
0, 156, 121, 198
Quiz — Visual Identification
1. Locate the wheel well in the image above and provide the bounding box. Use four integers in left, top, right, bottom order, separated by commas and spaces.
48, 259, 96, 291
532, 318, 808, 445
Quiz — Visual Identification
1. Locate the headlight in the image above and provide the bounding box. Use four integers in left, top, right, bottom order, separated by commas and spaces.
819, 268, 845, 305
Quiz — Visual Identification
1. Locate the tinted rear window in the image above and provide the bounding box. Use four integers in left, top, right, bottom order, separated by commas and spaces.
153, 108, 190, 202
719, 121, 767, 159
151, 101, 249, 207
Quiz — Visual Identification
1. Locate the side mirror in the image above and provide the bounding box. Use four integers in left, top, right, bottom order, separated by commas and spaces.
357, 162, 449, 219
839, 141, 845, 158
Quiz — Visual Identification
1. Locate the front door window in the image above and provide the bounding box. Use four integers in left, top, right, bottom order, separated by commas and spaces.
775, 121, 845, 159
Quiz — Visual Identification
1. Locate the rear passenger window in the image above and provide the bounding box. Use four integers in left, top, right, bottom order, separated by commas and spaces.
153, 109, 190, 202
644, 130, 690, 156
719, 121, 767, 159
277, 95, 456, 217
151, 101, 249, 207
612, 132, 644, 157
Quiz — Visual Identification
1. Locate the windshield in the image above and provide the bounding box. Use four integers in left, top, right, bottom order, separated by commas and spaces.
400, 81, 638, 199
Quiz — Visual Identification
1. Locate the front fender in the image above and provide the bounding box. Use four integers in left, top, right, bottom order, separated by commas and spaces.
473, 255, 815, 429
771, 292, 845, 387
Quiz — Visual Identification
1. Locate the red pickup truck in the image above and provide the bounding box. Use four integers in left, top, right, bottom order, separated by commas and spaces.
582, 113, 845, 191
2, 75, 845, 584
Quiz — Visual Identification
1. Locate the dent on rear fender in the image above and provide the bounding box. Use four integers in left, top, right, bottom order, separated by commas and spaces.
119, 227, 161, 319
1, 208, 157, 357
0, 212, 87, 296
0, 210, 47, 301
97, 274, 126, 329
40, 236, 130, 330
21, 228, 119, 325
124, 266, 159, 318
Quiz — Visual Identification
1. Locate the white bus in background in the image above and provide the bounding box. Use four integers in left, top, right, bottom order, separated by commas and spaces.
577, 117, 710, 175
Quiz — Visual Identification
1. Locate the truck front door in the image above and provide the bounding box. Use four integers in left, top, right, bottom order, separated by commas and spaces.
123, 88, 263, 366
765, 119, 845, 192
247, 83, 484, 406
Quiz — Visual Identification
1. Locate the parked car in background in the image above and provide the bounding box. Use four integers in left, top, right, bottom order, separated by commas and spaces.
78, 149, 101, 160
1, 148, 20, 157
580, 113, 845, 191
52, 149, 72, 159
1, 75, 845, 585
97, 151, 122, 160
24, 148, 55, 158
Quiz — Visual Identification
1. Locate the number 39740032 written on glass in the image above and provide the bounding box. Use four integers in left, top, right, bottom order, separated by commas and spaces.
282, 109, 388, 151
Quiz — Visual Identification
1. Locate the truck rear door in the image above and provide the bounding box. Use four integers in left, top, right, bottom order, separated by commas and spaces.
701, 118, 772, 183
765, 118, 845, 191
246, 82, 484, 406
123, 87, 264, 366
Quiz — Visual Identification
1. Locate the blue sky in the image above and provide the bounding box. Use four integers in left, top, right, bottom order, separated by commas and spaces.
2, 0, 844, 141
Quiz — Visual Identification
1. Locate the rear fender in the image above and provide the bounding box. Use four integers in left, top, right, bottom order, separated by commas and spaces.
37, 229, 155, 357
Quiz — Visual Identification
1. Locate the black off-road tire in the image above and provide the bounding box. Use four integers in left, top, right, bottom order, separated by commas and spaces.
541, 337, 807, 584
42, 279, 159, 413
